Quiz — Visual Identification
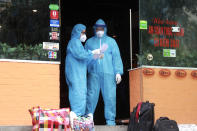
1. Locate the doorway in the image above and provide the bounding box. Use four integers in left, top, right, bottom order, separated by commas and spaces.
60, 0, 139, 125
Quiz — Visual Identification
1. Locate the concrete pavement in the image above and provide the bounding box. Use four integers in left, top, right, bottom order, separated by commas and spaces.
0, 125, 128, 131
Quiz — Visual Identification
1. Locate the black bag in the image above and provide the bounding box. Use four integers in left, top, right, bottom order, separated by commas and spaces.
154, 117, 179, 131
127, 101, 155, 131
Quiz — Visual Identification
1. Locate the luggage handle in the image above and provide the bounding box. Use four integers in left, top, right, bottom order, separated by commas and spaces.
135, 102, 142, 123
159, 117, 169, 121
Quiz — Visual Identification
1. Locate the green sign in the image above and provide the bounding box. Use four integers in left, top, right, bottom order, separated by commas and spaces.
163, 49, 176, 57
163, 49, 170, 57
140, 20, 148, 29
49, 4, 59, 10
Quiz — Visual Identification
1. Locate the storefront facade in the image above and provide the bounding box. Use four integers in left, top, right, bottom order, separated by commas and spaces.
130, 0, 197, 124
0, 0, 197, 125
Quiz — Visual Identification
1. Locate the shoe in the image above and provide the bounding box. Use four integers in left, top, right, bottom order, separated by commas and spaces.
87, 113, 93, 121
69, 111, 77, 129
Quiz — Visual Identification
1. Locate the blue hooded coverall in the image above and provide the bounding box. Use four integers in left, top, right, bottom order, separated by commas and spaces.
65, 24, 93, 116
85, 19, 123, 125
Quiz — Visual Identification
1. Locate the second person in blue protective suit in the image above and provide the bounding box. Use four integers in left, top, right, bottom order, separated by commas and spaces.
85, 19, 123, 125
65, 24, 101, 128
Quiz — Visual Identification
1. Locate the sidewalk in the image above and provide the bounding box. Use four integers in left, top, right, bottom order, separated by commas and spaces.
0, 125, 128, 131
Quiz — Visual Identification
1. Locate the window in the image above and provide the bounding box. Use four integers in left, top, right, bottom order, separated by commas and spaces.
139, 0, 197, 68
0, 0, 60, 61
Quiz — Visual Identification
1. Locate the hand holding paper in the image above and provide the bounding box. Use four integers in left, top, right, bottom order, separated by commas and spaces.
93, 44, 108, 59
99, 54, 104, 59
91, 49, 101, 55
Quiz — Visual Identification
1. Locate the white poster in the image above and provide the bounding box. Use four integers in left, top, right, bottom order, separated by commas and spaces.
43, 42, 59, 51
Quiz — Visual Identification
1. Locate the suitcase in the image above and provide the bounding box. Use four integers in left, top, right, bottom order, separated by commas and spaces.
154, 117, 179, 131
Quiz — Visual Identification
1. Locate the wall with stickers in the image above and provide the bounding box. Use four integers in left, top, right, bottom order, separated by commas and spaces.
129, 0, 197, 124
0, 0, 60, 61
138, 0, 197, 68
0, 0, 61, 125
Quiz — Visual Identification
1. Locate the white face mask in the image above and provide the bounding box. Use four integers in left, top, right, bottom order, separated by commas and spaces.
80, 34, 87, 42
96, 31, 104, 38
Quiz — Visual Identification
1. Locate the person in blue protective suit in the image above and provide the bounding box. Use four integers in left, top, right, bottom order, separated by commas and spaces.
85, 19, 123, 126
65, 24, 101, 128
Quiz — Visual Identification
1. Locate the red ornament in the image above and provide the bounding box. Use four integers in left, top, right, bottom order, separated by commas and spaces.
175, 70, 187, 78
143, 68, 155, 76
159, 69, 171, 77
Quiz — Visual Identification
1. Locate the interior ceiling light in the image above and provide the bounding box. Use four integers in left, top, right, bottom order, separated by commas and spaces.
32, 10, 38, 13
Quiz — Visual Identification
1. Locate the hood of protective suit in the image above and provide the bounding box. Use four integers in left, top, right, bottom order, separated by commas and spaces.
71, 24, 86, 39
94, 19, 107, 36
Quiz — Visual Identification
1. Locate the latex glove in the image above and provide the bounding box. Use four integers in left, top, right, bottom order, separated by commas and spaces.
69, 111, 77, 129
92, 49, 101, 55
116, 74, 122, 84
99, 54, 104, 59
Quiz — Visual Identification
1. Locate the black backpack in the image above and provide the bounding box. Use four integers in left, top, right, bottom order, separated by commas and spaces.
127, 101, 155, 131
153, 117, 179, 131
